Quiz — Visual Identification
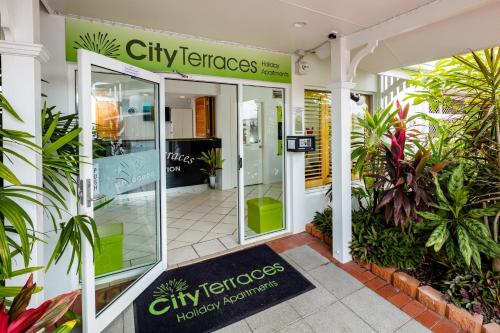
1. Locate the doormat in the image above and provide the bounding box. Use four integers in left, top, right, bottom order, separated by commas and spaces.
134, 244, 315, 333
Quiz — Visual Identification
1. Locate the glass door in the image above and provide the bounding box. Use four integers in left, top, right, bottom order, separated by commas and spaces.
241, 86, 286, 240
77, 49, 166, 332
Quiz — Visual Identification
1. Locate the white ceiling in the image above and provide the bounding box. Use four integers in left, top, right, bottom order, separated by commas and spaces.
43, 0, 500, 73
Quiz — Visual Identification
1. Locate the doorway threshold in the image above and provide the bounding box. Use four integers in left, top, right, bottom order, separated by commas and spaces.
167, 232, 292, 270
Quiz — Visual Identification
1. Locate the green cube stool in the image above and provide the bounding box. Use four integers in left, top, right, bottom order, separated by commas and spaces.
95, 223, 124, 276
247, 197, 283, 234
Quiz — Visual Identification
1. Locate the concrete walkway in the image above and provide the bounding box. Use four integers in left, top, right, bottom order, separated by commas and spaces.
104, 230, 470, 333
213, 245, 431, 333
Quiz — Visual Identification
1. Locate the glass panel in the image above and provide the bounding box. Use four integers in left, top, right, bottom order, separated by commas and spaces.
243, 86, 285, 239
90, 65, 161, 313
164, 79, 238, 266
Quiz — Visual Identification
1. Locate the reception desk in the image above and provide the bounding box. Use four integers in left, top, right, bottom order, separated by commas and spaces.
166, 137, 222, 189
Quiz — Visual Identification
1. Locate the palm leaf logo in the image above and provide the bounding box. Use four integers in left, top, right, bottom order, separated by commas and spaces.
153, 279, 188, 299
74, 32, 121, 58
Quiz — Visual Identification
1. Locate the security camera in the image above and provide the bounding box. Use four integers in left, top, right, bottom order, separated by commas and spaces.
328, 32, 337, 40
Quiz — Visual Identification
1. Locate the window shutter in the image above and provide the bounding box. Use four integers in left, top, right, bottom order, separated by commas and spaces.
304, 90, 331, 188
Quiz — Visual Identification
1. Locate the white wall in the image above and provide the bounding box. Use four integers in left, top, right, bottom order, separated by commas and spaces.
40, 10, 79, 299
289, 54, 379, 233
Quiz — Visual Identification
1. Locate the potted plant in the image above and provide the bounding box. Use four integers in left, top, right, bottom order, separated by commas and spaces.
198, 148, 224, 189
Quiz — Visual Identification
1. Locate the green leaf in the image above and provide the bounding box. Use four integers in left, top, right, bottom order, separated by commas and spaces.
463, 218, 492, 239
426, 223, 449, 252
457, 225, 472, 267
52, 321, 77, 333
447, 164, 464, 197
434, 177, 450, 207
468, 207, 499, 218
416, 210, 445, 221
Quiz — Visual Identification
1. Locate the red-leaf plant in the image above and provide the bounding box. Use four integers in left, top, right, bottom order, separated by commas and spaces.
0, 274, 79, 333
371, 102, 446, 228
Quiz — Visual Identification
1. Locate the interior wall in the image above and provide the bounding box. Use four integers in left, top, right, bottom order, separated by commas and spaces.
215, 85, 238, 190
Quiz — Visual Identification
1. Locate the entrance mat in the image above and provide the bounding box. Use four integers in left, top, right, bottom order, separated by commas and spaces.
134, 244, 315, 333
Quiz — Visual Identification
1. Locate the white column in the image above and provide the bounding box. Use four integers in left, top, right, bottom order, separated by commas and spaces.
0, 0, 48, 304
329, 37, 353, 263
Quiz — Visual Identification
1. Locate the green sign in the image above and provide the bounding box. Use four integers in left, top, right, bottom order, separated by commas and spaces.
65, 18, 291, 83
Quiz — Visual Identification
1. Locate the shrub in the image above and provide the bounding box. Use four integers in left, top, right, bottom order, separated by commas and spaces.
312, 207, 332, 238
350, 210, 426, 269
442, 271, 499, 324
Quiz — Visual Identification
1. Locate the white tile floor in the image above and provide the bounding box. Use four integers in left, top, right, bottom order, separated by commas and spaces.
94, 182, 284, 270
167, 183, 283, 266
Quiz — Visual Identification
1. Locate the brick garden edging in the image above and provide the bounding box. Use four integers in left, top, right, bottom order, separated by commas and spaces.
303, 223, 499, 333
362, 260, 499, 333
305, 222, 332, 246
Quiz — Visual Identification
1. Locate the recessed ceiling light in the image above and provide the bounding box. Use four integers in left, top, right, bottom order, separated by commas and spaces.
293, 21, 307, 28
179, 95, 186, 99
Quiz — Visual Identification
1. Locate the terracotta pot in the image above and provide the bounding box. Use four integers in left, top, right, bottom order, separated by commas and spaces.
305, 223, 314, 234
323, 235, 333, 246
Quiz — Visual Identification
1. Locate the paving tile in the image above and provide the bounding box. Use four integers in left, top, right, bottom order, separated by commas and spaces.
189, 221, 218, 232
169, 218, 196, 229
182, 211, 207, 220
305, 301, 376, 333
309, 263, 364, 299
102, 313, 123, 333
201, 232, 225, 242
287, 284, 337, 317
388, 292, 413, 308
277, 320, 315, 333
123, 305, 135, 333
342, 287, 412, 333
245, 302, 300, 333
214, 320, 252, 333
167, 210, 186, 218
167, 227, 184, 240
376, 284, 401, 299
168, 240, 191, 250
402, 300, 427, 318
283, 245, 329, 271
416, 310, 443, 329
167, 246, 199, 265
219, 235, 239, 249
211, 223, 237, 235
396, 320, 432, 333
365, 277, 389, 291
431, 319, 461, 333
193, 239, 226, 257
176, 230, 207, 243
203, 213, 226, 223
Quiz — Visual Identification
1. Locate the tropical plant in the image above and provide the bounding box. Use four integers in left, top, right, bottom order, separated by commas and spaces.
198, 148, 224, 177
409, 48, 500, 270
443, 271, 499, 324
351, 102, 397, 179
0, 93, 100, 321
350, 210, 425, 269
417, 165, 500, 270
41, 102, 81, 197
0, 274, 79, 333
312, 207, 332, 238
371, 102, 446, 228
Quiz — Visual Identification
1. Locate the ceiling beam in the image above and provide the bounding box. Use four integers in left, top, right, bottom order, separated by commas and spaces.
346, 0, 496, 50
